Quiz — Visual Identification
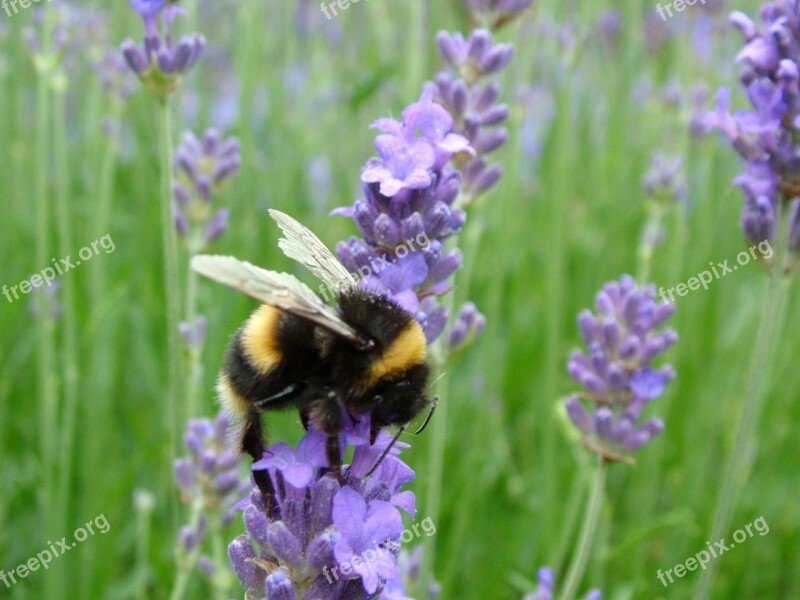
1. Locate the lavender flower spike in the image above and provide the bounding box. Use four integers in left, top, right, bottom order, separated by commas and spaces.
433, 29, 514, 202
122, 0, 204, 102
565, 275, 677, 462
173, 128, 241, 253
522, 566, 601, 600
229, 413, 419, 599
335, 90, 472, 341
702, 1, 800, 263
173, 412, 249, 584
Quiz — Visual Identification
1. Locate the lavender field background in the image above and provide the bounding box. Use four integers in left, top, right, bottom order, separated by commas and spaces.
1, 0, 799, 599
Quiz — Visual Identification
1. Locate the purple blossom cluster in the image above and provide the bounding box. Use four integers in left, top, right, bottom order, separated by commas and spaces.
121, 0, 205, 102
565, 275, 677, 461
228, 414, 418, 599
522, 567, 601, 600
642, 152, 687, 205
433, 29, 515, 202
702, 1, 800, 253
173, 128, 241, 252
334, 91, 473, 341
173, 413, 250, 567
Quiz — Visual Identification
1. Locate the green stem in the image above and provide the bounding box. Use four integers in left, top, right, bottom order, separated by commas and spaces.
693, 264, 791, 600
558, 459, 607, 600
184, 263, 202, 420
209, 516, 231, 600
159, 101, 183, 509
420, 336, 450, 597
34, 25, 60, 600
53, 83, 80, 598
636, 204, 665, 285
168, 496, 204, 600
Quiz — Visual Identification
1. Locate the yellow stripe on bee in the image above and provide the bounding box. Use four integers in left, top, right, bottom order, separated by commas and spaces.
241, 304, 283, 375
367, 321, 427, 388
217, 372, 250, 417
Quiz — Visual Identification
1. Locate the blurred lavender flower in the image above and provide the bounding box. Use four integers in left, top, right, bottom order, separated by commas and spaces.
522, 567, 601, 600
702, 1, 800, 261
96, 50, 136, 108
23, 3, 102, 80
447, 302, 486, 351
642, 153, 686, 205
28, 281, 62, 319
173, 128, 241, 253
334, 91, 471, 341
433, 29, 514, 202
173, 412, 249, 590
179, 315, 207, 349
380, 547, 441, 600
639, 152, 686, 264
121, 0, 204, 102
565, 275, 677, 462
464, 0, 532, 30
229, 414, 417, 599
175, 412, 249, 520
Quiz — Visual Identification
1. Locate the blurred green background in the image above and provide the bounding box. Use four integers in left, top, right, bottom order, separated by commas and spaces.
1, 0, 798, 598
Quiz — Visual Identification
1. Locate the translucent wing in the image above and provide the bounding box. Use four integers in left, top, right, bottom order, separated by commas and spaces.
268, 209, 355, 293
191, 255, 364, 343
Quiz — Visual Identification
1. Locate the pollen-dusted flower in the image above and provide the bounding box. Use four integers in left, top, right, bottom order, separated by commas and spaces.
229, 414, 417, 599
121, 0, 204, 102
565, 275, 677, 461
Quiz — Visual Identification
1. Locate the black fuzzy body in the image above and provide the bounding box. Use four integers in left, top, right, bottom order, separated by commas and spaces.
221, 288, 430, 496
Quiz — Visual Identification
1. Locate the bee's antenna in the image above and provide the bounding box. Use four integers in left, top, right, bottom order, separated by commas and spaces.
364, 425, 406, 478
414, 396, 439, 435
428, 371, 447, 389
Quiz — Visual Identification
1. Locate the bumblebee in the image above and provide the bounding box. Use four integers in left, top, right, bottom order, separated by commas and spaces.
192, 210, 432, 497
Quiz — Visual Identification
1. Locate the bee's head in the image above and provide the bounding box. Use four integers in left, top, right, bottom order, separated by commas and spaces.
368, 363, 430, 429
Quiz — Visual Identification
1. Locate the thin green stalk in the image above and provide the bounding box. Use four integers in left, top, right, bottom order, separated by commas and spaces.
53, 82, 80, 598
168, 495, 204, 600
184, 264, 202, 420
90, 113, 122, 305
558, 459, 607, 600
159, 101, 183, 524
420, 329, 451, 597
209, 516, 232, 600
33, 23, 61, 600
693, 264, 791, 600
541, 77, 573, 561
81, 110, 123, 600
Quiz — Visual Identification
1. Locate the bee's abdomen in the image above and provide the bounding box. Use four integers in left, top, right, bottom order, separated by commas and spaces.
219, 305, 321, 414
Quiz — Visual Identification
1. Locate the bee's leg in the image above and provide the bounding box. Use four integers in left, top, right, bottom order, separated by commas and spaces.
240, 410, 275, 510
326, 434, 344, 483
307, 390, 345, 482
